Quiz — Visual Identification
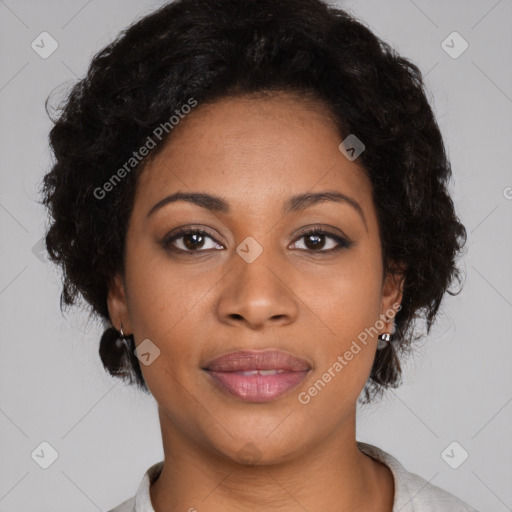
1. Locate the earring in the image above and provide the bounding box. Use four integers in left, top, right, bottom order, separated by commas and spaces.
377, 332, 392, 350
115, 321, 128, 349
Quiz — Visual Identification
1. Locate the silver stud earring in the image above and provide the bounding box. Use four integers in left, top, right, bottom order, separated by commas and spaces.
115, 321, 127, 349
377, 332, 392, 350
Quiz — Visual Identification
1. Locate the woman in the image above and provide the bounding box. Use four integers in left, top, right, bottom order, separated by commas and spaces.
40, 0, 479, 510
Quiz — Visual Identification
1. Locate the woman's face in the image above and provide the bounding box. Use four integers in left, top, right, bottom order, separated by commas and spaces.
108, 93, 402, 463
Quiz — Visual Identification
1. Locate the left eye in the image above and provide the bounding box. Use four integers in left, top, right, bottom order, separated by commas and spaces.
290, 230, 351, 252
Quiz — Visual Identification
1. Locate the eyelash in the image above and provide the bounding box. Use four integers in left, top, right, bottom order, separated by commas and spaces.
160, 226, 353, 255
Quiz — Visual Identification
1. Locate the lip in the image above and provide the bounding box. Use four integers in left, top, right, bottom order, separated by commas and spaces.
203, 349, 312, 403
204, 349, 311, 372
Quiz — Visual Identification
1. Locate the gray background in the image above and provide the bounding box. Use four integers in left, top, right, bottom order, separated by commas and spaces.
1, 0, 511, 510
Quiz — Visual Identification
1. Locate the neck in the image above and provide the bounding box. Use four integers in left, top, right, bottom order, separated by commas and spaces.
150, 406, 394, 511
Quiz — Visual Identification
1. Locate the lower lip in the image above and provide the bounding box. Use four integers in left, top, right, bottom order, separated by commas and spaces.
205, 370, 309, 402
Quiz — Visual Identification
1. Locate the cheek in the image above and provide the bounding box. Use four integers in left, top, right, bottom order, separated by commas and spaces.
297, 289, 379, 416
123, 240, 216, 384
123, 237, 198, 337
297, 251, 383, 338
122, 248, 201, 405
294, 255, 382, 399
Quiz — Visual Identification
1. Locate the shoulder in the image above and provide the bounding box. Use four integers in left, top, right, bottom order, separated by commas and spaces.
397, 470, 479, 511
357, 441, 480, 512
106, 460, 164, 512
106, 496, 135, 512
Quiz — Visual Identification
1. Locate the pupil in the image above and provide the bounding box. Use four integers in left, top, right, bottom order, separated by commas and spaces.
184, 233, 204, 250
305, 234, 324, 250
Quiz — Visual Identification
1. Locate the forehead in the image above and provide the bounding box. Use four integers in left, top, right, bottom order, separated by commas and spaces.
135, 93, 374, 218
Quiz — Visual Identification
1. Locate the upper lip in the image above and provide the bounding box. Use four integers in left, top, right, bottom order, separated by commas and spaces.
204, 349, 311, 372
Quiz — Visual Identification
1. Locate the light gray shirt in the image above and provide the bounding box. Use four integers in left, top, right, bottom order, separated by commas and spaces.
108, 441, 479, 511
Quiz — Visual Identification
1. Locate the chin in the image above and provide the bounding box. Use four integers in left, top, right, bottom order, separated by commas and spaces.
203, 429, 309, 467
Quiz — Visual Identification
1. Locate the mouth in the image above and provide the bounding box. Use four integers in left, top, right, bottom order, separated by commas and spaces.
202, 349, 312, 403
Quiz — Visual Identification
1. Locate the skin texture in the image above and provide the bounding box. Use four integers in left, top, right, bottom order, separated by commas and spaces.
108, 93, 403, 511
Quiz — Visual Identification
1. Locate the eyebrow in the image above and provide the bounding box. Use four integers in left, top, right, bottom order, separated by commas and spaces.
147, 190, 367, 229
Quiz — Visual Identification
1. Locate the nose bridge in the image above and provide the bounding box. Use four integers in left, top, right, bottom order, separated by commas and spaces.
236, 236, 281, 291
216, 234, 298, 327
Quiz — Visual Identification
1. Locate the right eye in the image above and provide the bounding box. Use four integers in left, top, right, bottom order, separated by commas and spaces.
160, 228, 224, 253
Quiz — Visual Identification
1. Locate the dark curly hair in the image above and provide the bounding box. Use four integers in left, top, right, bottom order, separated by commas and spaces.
40, 0, 467, 403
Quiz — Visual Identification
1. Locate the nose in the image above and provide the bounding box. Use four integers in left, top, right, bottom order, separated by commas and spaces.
215, 247, 299, 330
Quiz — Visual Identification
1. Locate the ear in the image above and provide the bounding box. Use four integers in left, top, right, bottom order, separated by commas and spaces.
380, 263, 405, 329
107, 273, 133, 334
